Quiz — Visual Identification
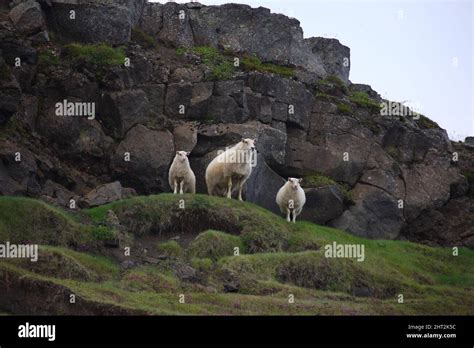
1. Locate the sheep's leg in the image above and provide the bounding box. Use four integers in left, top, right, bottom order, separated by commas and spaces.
292, 212, 296, 224
237, 180, 244, 201
286, 208, 291, 222
226, 177, 232, 199
179, 180, 184, 194
173, 179, 178, 194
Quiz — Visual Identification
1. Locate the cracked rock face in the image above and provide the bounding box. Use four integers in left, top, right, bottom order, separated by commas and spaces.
0, 0, 470, 246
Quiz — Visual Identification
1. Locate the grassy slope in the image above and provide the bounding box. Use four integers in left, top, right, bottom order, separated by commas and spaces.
0, 194, 473, 315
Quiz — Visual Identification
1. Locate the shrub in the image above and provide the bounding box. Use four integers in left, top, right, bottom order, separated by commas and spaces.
349, 92, 382, 113
63, 43, 126, 67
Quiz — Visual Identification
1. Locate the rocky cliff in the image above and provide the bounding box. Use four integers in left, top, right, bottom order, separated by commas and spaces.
0, 0, 473, 247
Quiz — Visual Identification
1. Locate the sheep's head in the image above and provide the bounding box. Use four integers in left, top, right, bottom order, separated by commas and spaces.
287, 177, 302, 190
175, 151, 190, 163
240, 138, 257, 152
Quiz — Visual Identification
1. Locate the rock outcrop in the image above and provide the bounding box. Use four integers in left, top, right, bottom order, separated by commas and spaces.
0, 0, 471, 247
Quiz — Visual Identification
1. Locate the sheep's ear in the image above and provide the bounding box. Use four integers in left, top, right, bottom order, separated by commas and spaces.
253, 138, 257, 143
176, 151, 179, 155
241, 137, 246, 142
298, 178, 303, 183
186, 151, 191, 156
287, 177, 291, 181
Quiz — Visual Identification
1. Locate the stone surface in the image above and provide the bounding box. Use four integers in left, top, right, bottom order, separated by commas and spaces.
83, 181, 122, 207
99, 89, 150, 139
299, 185, 345, 224
306, 37, 350, 82
47, 2, 132, 45
111, 125, 175, 194
9, 0, 46, 35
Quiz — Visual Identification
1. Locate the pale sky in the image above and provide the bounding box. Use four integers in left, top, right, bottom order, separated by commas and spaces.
151, 0, 473, 141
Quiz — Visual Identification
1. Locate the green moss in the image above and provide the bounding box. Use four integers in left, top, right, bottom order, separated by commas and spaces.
156, 240, 183, 258
131, 27, 157, 48
349, 92, 382, 113
188, 230, 244, 261
336, 103, 353, 115
241, 54, 294, 78
416, 114, 439, 129
63, 43, 126, 67
37, 48, 60, 68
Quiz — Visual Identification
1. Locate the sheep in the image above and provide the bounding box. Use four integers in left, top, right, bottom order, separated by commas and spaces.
168, 151, 196, 194
276, 178, 306, 223
205, 138, 256, 201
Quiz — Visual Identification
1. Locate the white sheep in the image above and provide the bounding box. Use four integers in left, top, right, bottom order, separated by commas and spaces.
276, 178, 306, 223
168, 151, 196, 194
205, 138, 256, 200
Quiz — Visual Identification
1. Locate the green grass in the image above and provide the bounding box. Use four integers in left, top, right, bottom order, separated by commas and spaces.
241, 54, 294, 78
192, 46, 235, 80
0, 194, 473, 315
315, 92, 341, 103
188, 230, 244, 261
37, 48, 60, 68
62, 43, 126, 67
156, 240, 183, 258
131, 27, 157, 49
416, 114, 439, 129
336, 103, 353, 115
349, 92, 382, 113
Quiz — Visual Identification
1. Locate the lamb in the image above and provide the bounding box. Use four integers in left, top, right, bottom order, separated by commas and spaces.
205, 138, 256, 201
168, 151, 196, 194
276, 178, 306, 223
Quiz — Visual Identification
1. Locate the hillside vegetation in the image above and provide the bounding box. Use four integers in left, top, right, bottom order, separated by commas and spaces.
0, 195, 473, 315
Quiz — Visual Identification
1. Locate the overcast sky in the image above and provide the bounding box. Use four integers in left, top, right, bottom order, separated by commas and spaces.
152, 0, 473, 141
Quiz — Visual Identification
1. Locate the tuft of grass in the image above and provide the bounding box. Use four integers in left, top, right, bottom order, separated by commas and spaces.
131, 27, 157, 49
156, 240, 183, 258
62, 43, 126, 67
188, 230, 244, 261
302, 173, 337, 188
315, 92, 340, 103
90, 225, 116, 241
349, 92, 382, 113
176, 47, 187, 56
416, 114, 439, 129
193, 46, 235, 80
336, 103, 353, 115
241, 54, 294, 78
37, 49, 60, 69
